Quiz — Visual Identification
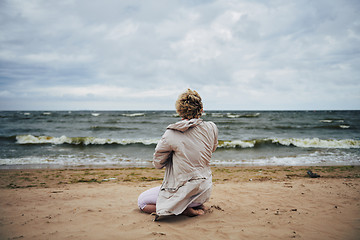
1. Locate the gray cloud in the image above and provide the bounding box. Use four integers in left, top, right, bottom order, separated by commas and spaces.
0, 0, 359, 110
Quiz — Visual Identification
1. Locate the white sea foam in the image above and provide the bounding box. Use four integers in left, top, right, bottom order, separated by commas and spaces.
15, 135, 360, 149
320, 120, 333, 123
211, 150, 360, 167
211, 113, 224, 117
244, 113, 260, 117
226, 113, 240, 118
2, 150, 358, 168
320, 119, 345, 123
218, 140, 256, 148
225, 113, 260, 118
218, 138, 360, 149
122, 113, 145, 117
16, 135, 158, 146
0, 155, 152, 168
271, 138, 360, 149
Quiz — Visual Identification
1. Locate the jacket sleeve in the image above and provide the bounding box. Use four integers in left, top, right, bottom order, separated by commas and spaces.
211, 122, 219, 152
153, 133, 173, 169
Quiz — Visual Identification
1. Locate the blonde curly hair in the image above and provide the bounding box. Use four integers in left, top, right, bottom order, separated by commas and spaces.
175, 89, 203, 119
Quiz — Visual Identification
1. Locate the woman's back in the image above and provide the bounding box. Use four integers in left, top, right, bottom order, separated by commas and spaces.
162, 119, 217, 170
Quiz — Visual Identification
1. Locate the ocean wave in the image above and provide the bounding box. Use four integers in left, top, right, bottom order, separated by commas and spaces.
315, 125, 351, 129
0, 156, 153, 167
210, 113, 224, 117
16, 135, 158, 146
122, 113, 145, 117
225, 113, 260, 118
218, 138, 360, 149
15, 135, 360, 149
218, 140, 257, 148
272, 138, 360, 149
320, 119, 344, 123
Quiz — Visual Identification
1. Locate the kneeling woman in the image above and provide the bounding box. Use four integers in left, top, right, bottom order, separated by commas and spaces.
138, 89, 218, 217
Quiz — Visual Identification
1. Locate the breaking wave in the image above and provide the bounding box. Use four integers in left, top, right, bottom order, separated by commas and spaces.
218, 138, 360, 149
122, 113, 145, 117
225, 113, 260, 118
16, 135, 158, 146
15, 135, 360, 149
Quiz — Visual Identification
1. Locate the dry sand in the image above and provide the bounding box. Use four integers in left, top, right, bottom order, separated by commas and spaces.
0, 166, 359, 240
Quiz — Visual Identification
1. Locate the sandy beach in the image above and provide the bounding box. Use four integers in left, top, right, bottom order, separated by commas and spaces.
0, 166, 359, 240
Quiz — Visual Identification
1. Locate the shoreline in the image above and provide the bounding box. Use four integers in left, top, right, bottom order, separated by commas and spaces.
1, 166, 359, 239
1, 165, 359, 189
1, 161, 359, 170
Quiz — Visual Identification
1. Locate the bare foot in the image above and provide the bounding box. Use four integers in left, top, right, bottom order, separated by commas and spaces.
142, 204, 156, 214
182, 207, 205, 217
197, 204, 210, 212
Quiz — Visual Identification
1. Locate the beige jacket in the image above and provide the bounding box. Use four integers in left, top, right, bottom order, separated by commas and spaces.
153, 118, 218, 216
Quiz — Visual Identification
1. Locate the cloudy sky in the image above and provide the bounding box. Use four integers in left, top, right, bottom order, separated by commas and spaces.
0, 0, 359, 110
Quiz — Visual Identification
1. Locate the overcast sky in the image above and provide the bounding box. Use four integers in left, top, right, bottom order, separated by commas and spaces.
0, 0, 359, 111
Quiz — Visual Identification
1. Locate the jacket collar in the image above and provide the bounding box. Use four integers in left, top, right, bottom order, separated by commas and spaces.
167, 118, 203, 133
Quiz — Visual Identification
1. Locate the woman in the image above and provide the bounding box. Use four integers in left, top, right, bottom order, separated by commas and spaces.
138, 89, 218, 217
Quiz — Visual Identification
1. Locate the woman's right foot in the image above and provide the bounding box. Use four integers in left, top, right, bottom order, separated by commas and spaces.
197, 204, 210, 212
182, 207, 205, 217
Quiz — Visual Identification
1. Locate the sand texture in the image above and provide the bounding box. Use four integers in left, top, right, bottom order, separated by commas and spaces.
0, 166, 359, 239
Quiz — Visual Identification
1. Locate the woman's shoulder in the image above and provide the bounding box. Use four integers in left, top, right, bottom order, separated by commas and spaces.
203, 120, 217, 128
200, 120, 218, 134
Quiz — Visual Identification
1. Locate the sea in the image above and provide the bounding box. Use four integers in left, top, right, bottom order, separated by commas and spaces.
0, 110, 359, 169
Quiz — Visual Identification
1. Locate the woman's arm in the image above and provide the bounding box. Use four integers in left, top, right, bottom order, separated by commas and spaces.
153, 134, 173, 169
212, 122, 219, 152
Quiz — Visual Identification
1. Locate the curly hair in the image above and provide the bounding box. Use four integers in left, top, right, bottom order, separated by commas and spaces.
175, 89, 203, 119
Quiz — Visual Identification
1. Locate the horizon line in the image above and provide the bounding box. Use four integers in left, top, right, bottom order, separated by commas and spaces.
1, 109, 359, 112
